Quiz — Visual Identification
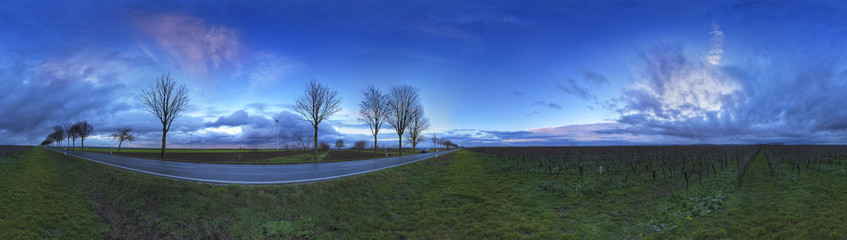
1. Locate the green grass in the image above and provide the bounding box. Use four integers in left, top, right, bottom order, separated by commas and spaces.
0, 149, 106, 239
689, 150, 847, 239
4, 147, 847, 238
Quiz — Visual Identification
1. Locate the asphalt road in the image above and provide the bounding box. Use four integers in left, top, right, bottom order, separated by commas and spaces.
47, 148, 458, 184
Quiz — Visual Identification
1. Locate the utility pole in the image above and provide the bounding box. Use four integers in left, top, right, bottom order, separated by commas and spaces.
273, 117, 280, 150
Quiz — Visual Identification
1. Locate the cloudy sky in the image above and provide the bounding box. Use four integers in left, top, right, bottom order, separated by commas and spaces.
2, 0, 847, 148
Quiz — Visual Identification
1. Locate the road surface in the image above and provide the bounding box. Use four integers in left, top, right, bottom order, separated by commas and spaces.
47, 148, 458, 184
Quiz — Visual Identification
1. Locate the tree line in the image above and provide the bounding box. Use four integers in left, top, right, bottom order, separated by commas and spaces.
40, 121, 93, 150
42, 72, 457, 159
40, 121, 137, 154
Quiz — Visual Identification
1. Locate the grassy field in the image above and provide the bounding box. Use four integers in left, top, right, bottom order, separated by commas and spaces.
2, 147, 845, 238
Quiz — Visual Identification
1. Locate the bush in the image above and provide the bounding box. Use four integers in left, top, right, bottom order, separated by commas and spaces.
319, 142, 330, 151
352, 141, 367, 151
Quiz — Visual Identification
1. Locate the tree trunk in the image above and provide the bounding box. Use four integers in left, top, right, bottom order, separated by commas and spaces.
313, 126, 318, 161
72, 139, 76, 150
81, 139, 84, 151
118, 140, 123, 154
398, 133, 403, 156
161, 130, 167, 159
374, 135, 378, 155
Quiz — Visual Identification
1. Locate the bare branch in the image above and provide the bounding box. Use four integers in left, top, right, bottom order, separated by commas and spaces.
140, 73, 190, 158
386, 85, 421, 155
293, 79, 343, 161
358, 84, 389, 154
405, 106, 430, 151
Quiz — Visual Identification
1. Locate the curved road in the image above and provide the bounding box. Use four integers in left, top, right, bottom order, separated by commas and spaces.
47, 148, 458, 184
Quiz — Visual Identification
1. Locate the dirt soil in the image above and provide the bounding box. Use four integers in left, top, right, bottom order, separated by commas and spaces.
113, 151, 307, 163
0, 145, 34, 155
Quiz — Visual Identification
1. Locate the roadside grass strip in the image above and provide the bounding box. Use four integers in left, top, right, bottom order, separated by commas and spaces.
0, 149, 105, 239
4, 148, 847, 238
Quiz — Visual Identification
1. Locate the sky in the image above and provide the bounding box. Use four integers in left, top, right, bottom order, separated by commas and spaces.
2, 0, 847, 148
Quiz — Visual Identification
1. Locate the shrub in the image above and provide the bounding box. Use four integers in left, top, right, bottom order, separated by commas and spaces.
352, 141, 367, 151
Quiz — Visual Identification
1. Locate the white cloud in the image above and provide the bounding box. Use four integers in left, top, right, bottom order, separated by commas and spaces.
246, 51, 300, 93
416, 26, 484, 45
137, 15, 241, 77
708, 23, 724, 65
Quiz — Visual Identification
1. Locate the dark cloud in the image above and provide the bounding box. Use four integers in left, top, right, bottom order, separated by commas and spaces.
205, 110, 347, 147
547, 103, 562, 109
556, 78, 596, 101
556, 70, 611, 101
531, 101, 562, 110
207, 110, 255, 127
0, 50, 158, 144
583, 71, 610, 85
440, 123, 652, 147
607, 36, 847, 144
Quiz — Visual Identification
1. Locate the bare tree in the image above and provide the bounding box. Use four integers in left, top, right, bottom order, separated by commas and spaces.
293, 79, 343, 162
40, 138, 53, 146
293, 131, 306, 151
111, 127, 136, 154
353, 140, 367, 151
405, 107, 430, 153
140, 73, 190, 159
74, 121, 94, 151
69, 123, 81, 150
63, 122, 72, 149
386, 85, 421, 156
52, 125, 65, 148
358, 85, 390, 154
431, 135, 439, 152
335, 139, 344, 150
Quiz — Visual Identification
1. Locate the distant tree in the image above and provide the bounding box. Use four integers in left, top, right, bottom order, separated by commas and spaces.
293, 131, 306, 151
386, 85, 421, 156
40, 138, 53, 146
358, 85, 390, 154
74, 121, 94, 151
63, 122, 72, 149
431, 135, 439, 152
405, 106, 430, 153
440, 139, 456, 149
140, 73, 190, 159
353, 140, 367, 151
110, 127, 136, 154
51, 126, 65, 148
335, 139, 344, 150
69, 123, 81, 150
319, 141, 330, 151
294, 79, 343, 162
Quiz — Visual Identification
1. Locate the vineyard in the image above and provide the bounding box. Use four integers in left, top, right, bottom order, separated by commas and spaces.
468, 145, 847, 237
0, 145, 32, 160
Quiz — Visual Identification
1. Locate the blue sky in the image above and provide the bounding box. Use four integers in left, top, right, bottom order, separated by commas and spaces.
2, 0, 847, 148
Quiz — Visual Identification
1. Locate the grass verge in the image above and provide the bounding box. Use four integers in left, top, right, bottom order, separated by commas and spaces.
0, 149, 106, 239
4, 148, 847, 238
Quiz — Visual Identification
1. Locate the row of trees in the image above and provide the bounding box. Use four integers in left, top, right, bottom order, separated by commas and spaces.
40, 121, 137, 154
42, 73, 449, 159
359, 85, 431, 155
291, 80, 438, 159
40, 121, 94, 150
